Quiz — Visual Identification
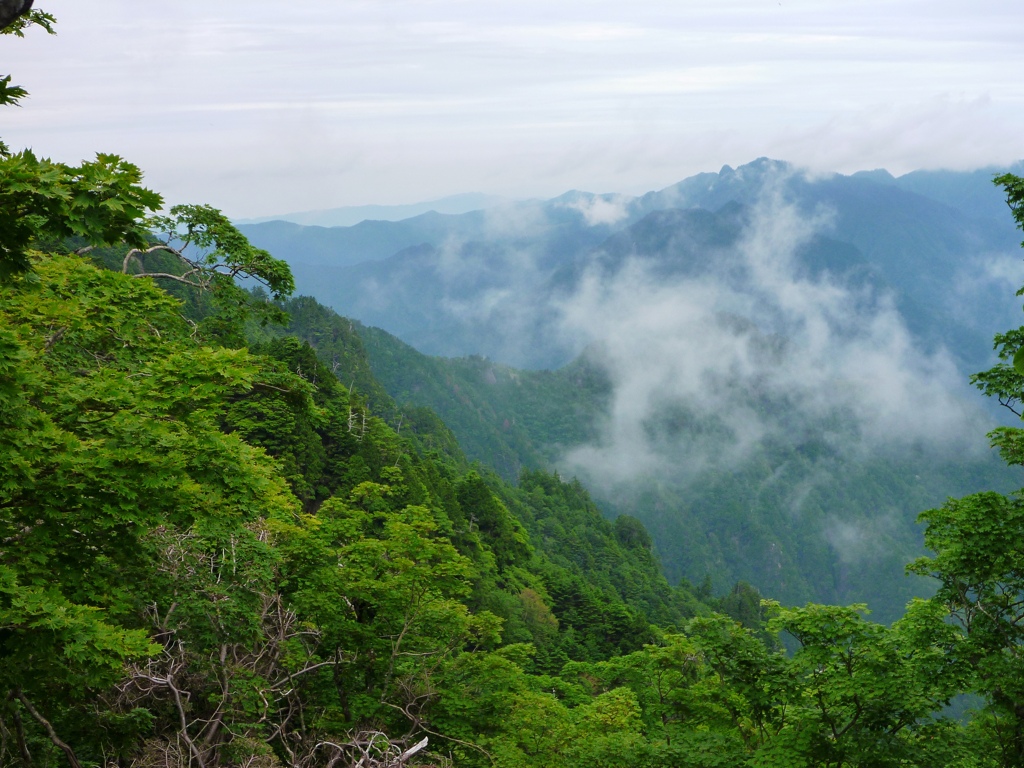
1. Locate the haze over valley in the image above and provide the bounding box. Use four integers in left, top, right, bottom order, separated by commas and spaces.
9, 3, 1024, 764
244, 158, 1024, 621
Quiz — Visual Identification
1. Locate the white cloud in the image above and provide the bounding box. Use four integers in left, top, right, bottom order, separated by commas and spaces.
3, 1, 1022, 216
560, 194, 632, 226
597, 66, 768, 95
555, 190, 984, 489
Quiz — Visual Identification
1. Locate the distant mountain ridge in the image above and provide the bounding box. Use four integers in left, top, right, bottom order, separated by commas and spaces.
236, 192, 509, 227
240, 158, 1024, 371
250, 158, 1024, 622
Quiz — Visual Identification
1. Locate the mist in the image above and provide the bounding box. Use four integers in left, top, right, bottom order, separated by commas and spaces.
262, 163, 1020, 613
553, 189, 987, 491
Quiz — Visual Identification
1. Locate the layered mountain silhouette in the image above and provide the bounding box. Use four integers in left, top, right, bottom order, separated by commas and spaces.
242, 158, 1024, 371
251, 159, 1024, 620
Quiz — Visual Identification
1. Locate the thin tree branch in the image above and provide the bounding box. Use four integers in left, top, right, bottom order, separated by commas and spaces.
5, 692, 31, 768
15, 691, 82, 768
121, 244, 184, 274
129, 271, 206, 287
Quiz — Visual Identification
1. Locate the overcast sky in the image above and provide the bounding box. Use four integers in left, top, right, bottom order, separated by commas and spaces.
3, 0, 1022, 218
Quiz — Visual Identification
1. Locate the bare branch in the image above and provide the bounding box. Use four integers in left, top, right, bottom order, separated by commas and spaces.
15, 691, 83, 768
5, 692, 32, 768
121, 243, 185, 274
269, 660, 343, 691
130, 271, 207, 287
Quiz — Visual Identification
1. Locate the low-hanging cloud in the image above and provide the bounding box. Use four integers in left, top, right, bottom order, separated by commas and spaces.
559, 193, 633, 226
431, 209, 565, 367
554, 190, 986, 489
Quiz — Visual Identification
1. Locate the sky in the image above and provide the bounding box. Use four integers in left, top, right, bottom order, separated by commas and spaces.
3, 0, 1023, 218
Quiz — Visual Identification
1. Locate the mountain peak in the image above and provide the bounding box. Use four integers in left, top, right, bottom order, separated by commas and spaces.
851, 168, 897, 184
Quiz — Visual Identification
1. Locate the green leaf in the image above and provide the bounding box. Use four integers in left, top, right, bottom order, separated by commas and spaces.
1012, 345, 1024, 375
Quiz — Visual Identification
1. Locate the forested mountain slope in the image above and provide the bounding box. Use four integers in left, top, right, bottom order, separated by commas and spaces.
7, 239, 1023, 768
5, 218, 1020, 768
242, 164, 1024, 626
9, 10, 1024, 766
2, 246, 721, 767
311, 312, 1014, 623
261, 191, 1021, 622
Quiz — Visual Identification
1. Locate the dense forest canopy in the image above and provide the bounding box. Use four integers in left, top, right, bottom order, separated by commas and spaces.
6, 9, 1024, 768
240, 156, 1024, 624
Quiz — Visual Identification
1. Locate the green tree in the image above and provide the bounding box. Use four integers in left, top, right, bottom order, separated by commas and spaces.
909, 489, 1024, 765
0, 151, 163, 280
766, 601, 963, 767
0, 253, 301, 766
903, 172, 1024, 768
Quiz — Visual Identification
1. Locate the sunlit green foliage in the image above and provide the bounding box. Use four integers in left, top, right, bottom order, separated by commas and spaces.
7, 13, 1024, 766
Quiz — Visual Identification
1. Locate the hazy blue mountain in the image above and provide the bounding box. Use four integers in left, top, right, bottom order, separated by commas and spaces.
245, 192, 645, 367
244, 159, 1023, 373
239, 190, 642, 268
891, 161, 1024, 224
633, 160, 1020, 359
245, 160, 1024, 621
239, 211, 486, 269
236, 192, 509, 227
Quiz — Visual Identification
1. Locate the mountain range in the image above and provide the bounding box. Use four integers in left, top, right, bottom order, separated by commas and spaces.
236, 192, 509, 227
241, 158, 1024, 371
245, 158, 1024, 621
